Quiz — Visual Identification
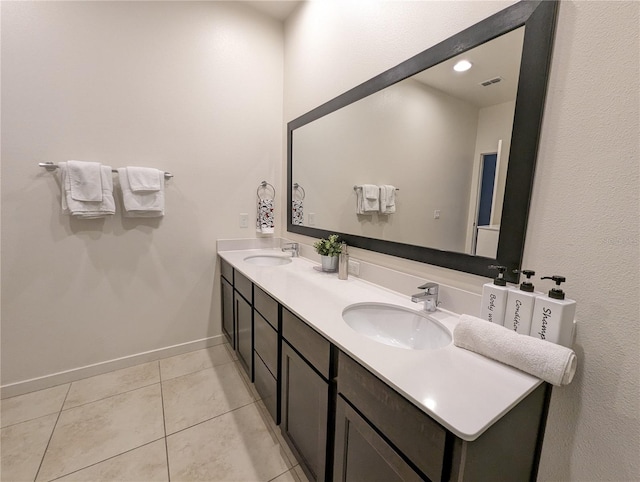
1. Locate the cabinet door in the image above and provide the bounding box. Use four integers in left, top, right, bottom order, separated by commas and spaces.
235, 292, 253, 380
281, 342, 328, 482
221, 277, 235, 348
333, 396, 423, 482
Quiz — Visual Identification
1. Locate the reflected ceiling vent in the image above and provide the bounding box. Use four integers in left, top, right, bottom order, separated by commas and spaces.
480, 76, 503, 87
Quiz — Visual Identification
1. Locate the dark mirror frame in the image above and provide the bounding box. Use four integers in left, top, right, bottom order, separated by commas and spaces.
287, 0, 558, 283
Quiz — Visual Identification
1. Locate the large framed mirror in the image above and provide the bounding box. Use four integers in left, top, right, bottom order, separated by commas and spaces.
287, 0, 558, 283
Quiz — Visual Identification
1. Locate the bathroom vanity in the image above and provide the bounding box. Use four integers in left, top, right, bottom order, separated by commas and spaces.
218, 248, 550, 482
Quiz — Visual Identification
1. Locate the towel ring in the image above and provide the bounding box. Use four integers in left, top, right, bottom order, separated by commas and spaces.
293, 183, 305, 200
257, 181, 276, 200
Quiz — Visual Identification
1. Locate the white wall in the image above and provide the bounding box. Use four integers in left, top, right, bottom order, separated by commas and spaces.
283, 1, 639, 481
1, 1, 283, 386
294, 77, 479, 252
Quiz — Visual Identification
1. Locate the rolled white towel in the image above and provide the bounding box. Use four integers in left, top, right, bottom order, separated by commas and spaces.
454, 314, 577, 386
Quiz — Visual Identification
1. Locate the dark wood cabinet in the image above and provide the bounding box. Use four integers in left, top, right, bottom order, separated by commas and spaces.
253, 286, 280, 423
333, 396, 423, 482
281, 341, 329, 482
218, 259, 550, 482
220, 276, 235, 348
235, 291, 252, 380
337, 351, 550, 482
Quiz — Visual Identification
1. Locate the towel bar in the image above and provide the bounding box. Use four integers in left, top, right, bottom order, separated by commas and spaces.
38, 162, 173, 179
353, 185, 399, 191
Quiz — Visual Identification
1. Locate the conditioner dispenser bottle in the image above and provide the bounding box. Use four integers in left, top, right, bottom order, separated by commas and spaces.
480, 265, 509, 325
530, 275, 576, 347
504, 270, 541, 334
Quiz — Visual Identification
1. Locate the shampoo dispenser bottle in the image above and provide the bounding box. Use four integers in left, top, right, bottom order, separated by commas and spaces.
338, 242, 349, 280
530, 276, 576, 347
504, 270, 541, 334
480, 265, 509, 325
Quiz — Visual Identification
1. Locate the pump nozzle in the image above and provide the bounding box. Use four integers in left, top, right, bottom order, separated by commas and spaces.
514, 269, 535, 292
541, 275, 567, 299
488, 265, 507, 286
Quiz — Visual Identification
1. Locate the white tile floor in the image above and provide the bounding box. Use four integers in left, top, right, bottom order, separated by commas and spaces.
1, 344, 309, 482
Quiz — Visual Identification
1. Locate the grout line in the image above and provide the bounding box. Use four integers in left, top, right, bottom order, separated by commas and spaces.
33, 383, 71, 482
43, 437, 166, 482
159, 357, 238, 383
0, 410, 64, 430
165, 399, 258, 438
267, 467, 292, 482
158, 363, 172, 482
60, 380, 161, 413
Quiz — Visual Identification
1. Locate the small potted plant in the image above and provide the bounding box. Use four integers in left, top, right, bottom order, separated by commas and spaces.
313, 234, 342, 272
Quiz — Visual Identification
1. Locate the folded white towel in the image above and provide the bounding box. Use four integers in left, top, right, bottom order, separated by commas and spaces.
257, 198, 275, 234
379, 185, 396, 214
453, 314, 577, 386
60, 162, 115, 218
126, 166, 162, 192
355, 184, 379, 214
117, 167, 165, 217
67, 160, 103, 202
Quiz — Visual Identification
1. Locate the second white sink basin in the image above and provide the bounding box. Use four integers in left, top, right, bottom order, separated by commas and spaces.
244, 255, 292, 266
342, 302, 452, 350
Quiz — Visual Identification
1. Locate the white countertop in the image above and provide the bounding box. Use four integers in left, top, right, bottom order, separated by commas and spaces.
218, 248, 542, 442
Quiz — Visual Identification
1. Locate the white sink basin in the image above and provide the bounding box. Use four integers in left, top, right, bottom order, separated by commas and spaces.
342, 302, 451, 350
244, 255, 292, 266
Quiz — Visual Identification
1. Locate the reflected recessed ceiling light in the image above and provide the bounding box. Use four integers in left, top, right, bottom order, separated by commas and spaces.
453, 60, 473, 72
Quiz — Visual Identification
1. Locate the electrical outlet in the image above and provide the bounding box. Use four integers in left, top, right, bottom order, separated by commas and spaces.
348, 260, 360, 276
239, 213, 248, 228
308, 213, 316, 226
434, 210, 441, 219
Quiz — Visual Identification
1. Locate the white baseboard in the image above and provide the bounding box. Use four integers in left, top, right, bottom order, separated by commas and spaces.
1, 335, 225, 399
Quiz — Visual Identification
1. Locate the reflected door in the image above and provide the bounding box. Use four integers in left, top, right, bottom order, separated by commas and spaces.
477, 153, 497, 227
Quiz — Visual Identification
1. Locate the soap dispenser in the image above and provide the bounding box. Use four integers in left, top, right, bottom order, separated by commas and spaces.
504, 270, 541, 334
338, 242, 349, 280
530, 275, 576, 347
480, 265, 509, 325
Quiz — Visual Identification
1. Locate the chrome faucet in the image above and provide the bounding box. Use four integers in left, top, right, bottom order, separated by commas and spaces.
411, 282, 439, 312
281, 242, 299, 257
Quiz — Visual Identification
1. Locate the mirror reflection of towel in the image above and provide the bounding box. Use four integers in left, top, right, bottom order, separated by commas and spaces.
292, 200, 304, 225
257, 199, 274, 233
355, 184, 379, 214
380, 185, 396, 214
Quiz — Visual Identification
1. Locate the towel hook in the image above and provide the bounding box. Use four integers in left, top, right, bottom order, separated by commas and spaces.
257, 181, 276, 200
293, 183, 305, 200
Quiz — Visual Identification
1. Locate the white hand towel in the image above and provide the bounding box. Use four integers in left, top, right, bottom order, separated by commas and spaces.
117, 167, 165, 217
453, 314, 577, 386
379, 185, 396, 214
67, 160, 103, 202
60, 162, 115, 218
257, 198, 275, 234
356, 184, 379, 213
126, 166, 162, 192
